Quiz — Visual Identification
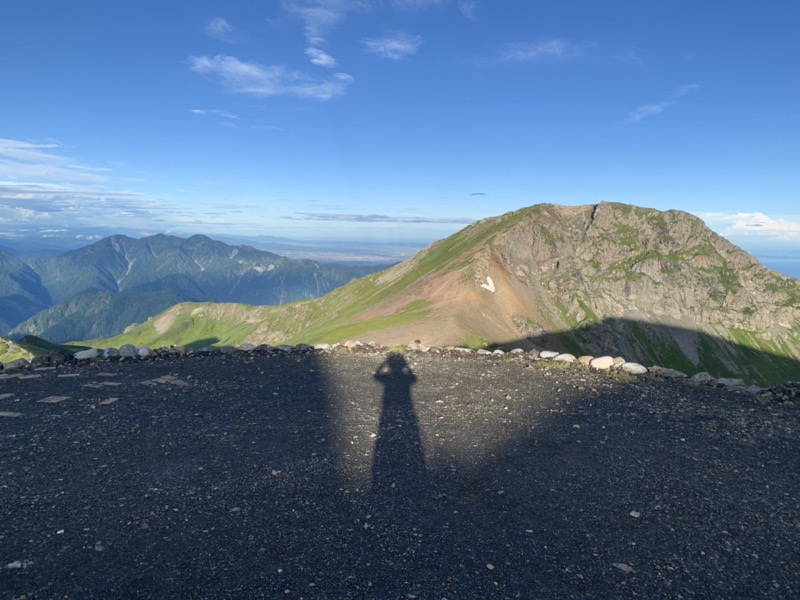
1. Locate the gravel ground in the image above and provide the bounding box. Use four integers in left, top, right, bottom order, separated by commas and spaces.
1, 349, 799, 599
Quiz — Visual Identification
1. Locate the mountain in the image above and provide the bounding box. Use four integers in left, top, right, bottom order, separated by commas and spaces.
0, 249, 51, 331
3, 234, 383, 341
91, 203, 800, 386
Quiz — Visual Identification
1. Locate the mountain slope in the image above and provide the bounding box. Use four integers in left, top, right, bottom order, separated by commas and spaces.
0, 249, 51, 331
87, 203, 800, 385
4, 234, 382, 341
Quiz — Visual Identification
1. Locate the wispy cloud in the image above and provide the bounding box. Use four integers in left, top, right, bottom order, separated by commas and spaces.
0, 139, 109, 183
0, 139, 172, 231
458, 0, 478, 20
288, 212, 474, 224
305, 46, 338, 67
625, 84, 700, 123
190, 108, 240, 120
498, 39, 583, 62
283, 0, 365, 44
204, 17, 237, 43
392, 0, 444, 8
362, 31, 422, 60
188, 54, 353, 100
698, 211, 800, 241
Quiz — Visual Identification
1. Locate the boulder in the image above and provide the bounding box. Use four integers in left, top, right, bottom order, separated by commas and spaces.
589, 356, 614, 370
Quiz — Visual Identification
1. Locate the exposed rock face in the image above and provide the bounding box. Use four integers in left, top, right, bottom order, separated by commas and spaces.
430, 202, 800, 384
345, 202, 799, 384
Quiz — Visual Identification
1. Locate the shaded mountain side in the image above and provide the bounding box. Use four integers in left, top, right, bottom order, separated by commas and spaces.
0, 249, 51, 330
2, 233, 384, 340
84, 202, 800, 386
9, 288, 189, 342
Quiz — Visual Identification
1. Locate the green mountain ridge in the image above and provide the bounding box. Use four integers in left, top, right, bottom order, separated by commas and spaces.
2, 234, 383, 341
82, 202, 800, 385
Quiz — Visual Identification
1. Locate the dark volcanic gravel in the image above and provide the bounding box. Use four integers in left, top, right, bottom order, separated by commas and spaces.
1, 350, 799, 599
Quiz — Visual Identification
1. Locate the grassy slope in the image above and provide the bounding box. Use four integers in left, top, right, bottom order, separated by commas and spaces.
82, 208, 535, 349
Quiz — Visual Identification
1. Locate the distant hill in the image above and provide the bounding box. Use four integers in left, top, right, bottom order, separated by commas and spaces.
2, 234, 384, 341
91, 203, 800, 385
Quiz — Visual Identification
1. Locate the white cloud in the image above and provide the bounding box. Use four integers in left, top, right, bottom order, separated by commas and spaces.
188, 54, 354, 100
698, 211, 800, 241
362, 31, 422, 60
498, 39, 581, 62
190, 108, 240, 120
625, 84, 700, 123
392, 0, 444, 8
458, 0, 477, 20
0, 139, 174, 232
0, 139, 109, 183
289, 211, 474, 224
283, 0, 366, 41
205, 17, 236, 43
305, 46, 338, 67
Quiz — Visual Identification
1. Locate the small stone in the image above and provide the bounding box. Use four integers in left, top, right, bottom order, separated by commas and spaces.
137, 347, 152, 358
539, 350, 559, 359
239, 343, 256, 351
578, 355, 593, 366
102, 347, 120, 358
629, 511, 641, 518
314, 343, 331, 351
613, 562, 635, 574
486, 563, 495, 571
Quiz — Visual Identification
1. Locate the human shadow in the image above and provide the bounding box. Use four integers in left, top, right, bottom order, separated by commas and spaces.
371, 353, 426, 496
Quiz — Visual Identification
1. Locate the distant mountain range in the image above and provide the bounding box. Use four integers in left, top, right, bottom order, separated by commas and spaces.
0, 234, 384, 341
89, 202, 800, 386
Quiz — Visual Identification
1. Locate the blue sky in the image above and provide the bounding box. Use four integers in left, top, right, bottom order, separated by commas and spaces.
1, 0, 798, 255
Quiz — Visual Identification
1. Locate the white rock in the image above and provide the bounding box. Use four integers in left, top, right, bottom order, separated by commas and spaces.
539, 350, 560, 359
589, 356, 614, 370
492, 349, 505, 356
74, 348, 100, 360
137, 347, 152, 358
622, 362, 648, 375
476, 349, 492, 355
553, 353, 576, 363
119, 344, 138, 357
613, 562, 635, 574
314, 343, 331, 351
650, 366, 686, 378
509, 348, 525, 354
690, 371, 714, 382
716, 377, 745, 388
578, 355, 594, 366
613, 356, 626, 367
